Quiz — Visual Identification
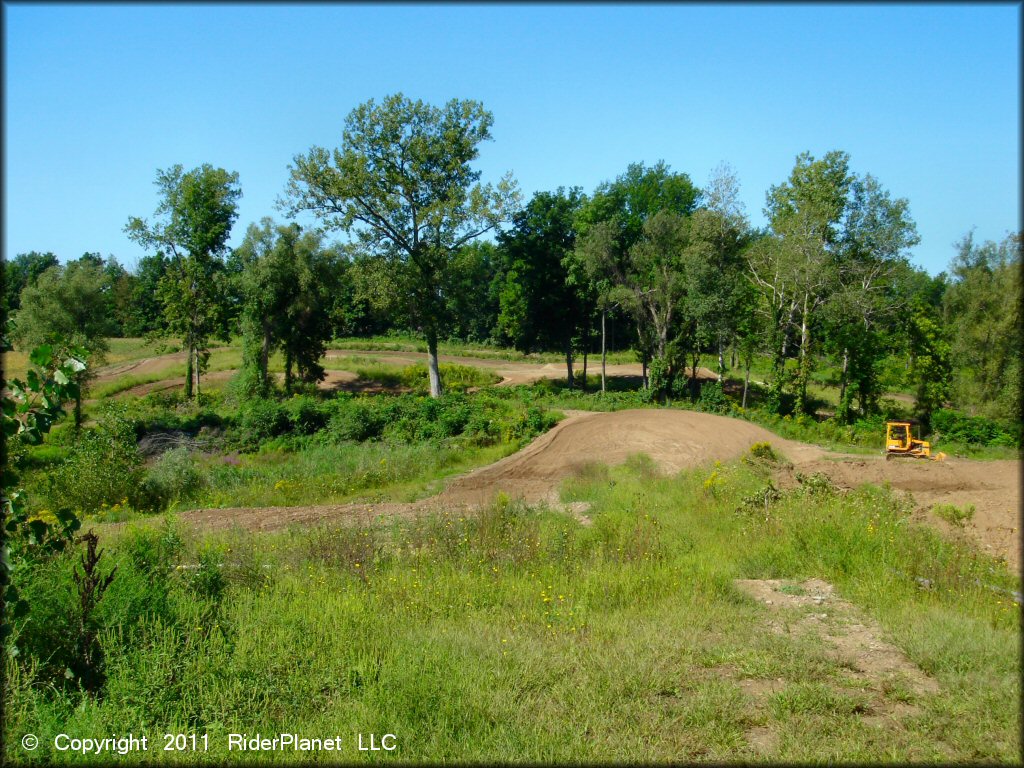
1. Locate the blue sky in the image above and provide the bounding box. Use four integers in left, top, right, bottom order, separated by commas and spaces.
4, 3, 1020, 275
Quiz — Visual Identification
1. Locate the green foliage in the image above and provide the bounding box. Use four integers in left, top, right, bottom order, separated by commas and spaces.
234, 219, 339, 394
283, 92, 521, 397
139, 447, 207, 511
930, 408, 1019, 447
943, 231, 1021, 421
697, 381, 729, 413
2, 250, 59, 314
932, 502, 975, 528
42, 405, 143, 516
125, 163, 242, 399
2, 338, 88, 642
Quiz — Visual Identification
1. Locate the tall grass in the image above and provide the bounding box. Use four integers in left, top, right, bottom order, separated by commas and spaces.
5, 456, 1018, 763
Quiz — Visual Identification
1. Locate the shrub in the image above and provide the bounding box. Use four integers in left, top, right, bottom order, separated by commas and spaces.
329, 399, 386, 442
283, 395, 329, 435
139, 447, 207, 511
932, 502, 975, 527
44, 407, 143, 516
930, 409, 1018, 447
235, 398, 290, 449
697, 381, 729, 413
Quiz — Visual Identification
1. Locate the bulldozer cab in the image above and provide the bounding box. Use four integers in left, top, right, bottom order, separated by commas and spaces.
885, 421, 912, 451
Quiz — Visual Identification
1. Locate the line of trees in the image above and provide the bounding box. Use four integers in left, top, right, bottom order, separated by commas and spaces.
4, 93, 1019, 425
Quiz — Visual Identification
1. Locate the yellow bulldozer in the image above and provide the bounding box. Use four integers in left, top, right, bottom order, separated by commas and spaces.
885, 420, 946, 461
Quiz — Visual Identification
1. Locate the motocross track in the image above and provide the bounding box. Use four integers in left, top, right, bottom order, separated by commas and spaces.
154, 407, 1020, 571
89, 346, 719, 398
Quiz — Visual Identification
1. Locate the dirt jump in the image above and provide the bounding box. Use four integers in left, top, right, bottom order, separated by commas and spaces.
155, 408, 1020, 571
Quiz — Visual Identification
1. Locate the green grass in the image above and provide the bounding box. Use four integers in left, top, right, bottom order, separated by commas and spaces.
5, 453, 1019, 763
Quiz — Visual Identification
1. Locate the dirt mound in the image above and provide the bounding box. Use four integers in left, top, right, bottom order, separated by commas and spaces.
438, 409, 821, 506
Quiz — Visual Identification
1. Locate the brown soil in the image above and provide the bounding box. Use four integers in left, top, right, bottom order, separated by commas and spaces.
437, 408, 822, 506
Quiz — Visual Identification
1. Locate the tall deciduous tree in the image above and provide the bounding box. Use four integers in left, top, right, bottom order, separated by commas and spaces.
10, 262, 114, 427
765, 150, 853, 414
2, 251, 59, 314
496, 188, 585, 387
942, 231, 1021, 420
234, 218, 340, 396
575, 161, 701, 389
125, 164, 241, 398
281, 93, 519, 397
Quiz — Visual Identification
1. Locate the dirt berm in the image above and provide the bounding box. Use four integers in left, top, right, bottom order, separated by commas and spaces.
438, 409, 822, 505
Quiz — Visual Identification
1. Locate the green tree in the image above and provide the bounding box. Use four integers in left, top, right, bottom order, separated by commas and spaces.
496, 188, 585, 387
235, 219, 341, 396
907, 307, 952, 426
575, 162, 701, 388
282, 93, 519, 397
764, 150, 853, 414
10, 262, 114, 427
127, 252, 170, 336
125, 164, 241, 398
827, 174, 920, 421
942, 231, 1021, 420
2, 251, 59, 314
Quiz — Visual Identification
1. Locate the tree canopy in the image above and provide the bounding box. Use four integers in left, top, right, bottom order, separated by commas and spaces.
282, 93, 520, 396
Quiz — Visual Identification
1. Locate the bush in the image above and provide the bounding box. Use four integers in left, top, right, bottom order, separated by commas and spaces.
930, 409, 1019, 447
43, 406, 142, 516
235, 398, 290, 450
139, 447, 207, 511
283, 395, 329, 435
697, 381, 729, 413
329, 399, 386, 442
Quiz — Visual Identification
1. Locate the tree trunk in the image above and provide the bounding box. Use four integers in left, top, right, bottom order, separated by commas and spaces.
194, 346, 201, 399
600, 309, 607, 394
285, 348, 293, 394
185, 341, 194, 399
839, 347, 849, 405
582, 341, 588, 392
564, 339, 574, 391
426, 327, 443, 398
730, 342, 737, 370
717, 337, 725, 382
742, 358, 751, 409
796, 292, 810, 413
642, 353, 648, 390
690, 350, 701, 401
260, 326, 273, 392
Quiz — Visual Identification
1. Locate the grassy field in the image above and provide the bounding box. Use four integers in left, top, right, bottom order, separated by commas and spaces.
5, 452, 1019, 763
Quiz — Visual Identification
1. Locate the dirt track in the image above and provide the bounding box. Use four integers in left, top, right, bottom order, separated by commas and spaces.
153, 408, 1020, 570
91, 347, 719, 396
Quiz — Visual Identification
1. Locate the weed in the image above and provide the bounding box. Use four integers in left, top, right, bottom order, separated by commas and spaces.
932, 502, 976, 527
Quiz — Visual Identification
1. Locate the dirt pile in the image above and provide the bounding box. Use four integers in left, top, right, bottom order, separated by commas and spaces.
438, 409, 821, 506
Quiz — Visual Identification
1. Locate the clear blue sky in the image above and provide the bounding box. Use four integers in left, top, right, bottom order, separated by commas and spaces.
4, 2, 1020, 275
